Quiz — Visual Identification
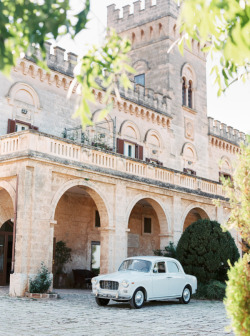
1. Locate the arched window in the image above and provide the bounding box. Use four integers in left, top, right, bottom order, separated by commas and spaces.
188, 80, 192, 108
182, 77, 186, 106
181, 63, 196, 109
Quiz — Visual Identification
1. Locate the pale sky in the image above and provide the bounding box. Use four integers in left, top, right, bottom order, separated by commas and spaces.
58, 0, 250, 134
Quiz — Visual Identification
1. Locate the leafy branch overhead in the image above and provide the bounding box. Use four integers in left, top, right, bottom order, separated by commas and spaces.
0, 0, 90, 74
178, 0, 250, 95
69, 29, 135, 126
1, 0, 134, 127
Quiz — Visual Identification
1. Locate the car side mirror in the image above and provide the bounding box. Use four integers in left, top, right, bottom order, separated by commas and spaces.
153, 267, 157, 273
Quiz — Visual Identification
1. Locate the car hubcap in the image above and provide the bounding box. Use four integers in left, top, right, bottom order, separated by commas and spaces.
135, 291, 144, 306
183, 288, 190, 302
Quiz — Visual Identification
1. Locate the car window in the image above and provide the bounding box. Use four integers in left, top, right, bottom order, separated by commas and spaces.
118, 259, 151, 272
154, 261, 166, 273
167, 261, 179, 273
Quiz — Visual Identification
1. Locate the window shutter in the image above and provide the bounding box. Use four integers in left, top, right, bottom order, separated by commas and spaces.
138, 145, 143, 160
7, 119, 16, 133
116, 138, 124, 154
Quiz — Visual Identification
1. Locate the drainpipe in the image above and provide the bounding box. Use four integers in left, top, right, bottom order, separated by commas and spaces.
11, 175, 18, 274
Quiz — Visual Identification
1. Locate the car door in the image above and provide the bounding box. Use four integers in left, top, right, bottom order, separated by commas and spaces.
166, 261, 186, 296
151, 261, 169, 298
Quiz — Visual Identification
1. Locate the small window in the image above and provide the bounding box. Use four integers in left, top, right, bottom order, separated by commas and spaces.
124, 142, 135, 158
182, 77, 186, 105
15, 123, 29, 132
134, 74, 145, 87
154, 261, 166, 273
144, 217, 152, 233
167, 261, 179, 273
95, 210, 100, 228
188, 81, 192, 108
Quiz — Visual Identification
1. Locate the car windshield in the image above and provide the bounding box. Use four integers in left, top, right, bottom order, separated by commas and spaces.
118, 259, 152, 273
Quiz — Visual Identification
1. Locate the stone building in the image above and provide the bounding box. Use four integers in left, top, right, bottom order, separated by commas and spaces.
0, 0, 245, 296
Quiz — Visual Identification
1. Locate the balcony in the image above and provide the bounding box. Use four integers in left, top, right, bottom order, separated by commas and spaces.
0, 130, 225, 199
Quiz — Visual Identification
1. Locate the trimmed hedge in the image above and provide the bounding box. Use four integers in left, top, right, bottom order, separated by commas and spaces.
194, 280, 226, 300
176, 219, 240, 283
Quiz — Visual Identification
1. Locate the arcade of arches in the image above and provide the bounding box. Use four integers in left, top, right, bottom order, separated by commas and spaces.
0, 175, 233, 297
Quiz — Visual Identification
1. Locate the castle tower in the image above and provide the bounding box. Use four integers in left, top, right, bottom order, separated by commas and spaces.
108, 0, 209, 177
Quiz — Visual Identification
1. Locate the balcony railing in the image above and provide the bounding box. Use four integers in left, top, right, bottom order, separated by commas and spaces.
0, 130, 225, 198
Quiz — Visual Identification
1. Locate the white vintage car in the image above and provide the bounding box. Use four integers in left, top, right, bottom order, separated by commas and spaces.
92, 256, 197, 309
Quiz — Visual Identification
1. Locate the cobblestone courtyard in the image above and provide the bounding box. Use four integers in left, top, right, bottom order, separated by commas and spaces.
0, 287, 233, 336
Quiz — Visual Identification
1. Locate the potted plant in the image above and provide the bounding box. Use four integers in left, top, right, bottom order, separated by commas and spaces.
54, 241, 72, 288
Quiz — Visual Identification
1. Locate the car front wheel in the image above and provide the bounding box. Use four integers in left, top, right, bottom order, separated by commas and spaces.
180, 286, 191, 304
95, 297, 110, 306
130, 288, 145, 309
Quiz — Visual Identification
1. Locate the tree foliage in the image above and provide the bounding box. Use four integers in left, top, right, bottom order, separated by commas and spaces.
176, 219, 240, 283
1, 0, 133, 126
224, 254, 250, 335
178, 0, 250, 95
55, 241, 72, 274
218, 135, 250, 248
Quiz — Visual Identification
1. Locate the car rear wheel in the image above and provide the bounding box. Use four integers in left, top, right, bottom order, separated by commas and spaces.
179, 286, 191, 304
95, 297, 110, 306
130, 288, 145, 309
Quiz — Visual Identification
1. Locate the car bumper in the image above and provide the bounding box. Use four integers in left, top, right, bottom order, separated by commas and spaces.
92, 289, 131, 301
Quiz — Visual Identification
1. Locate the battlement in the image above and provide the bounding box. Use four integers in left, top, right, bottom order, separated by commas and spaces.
208, 117, 246, 146
27, 41, 77, 78
119, 82, 171, 116
107, 0, 180, 33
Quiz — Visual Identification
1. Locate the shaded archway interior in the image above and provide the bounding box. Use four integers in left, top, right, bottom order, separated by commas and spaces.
183, 207, 209, 231
54, 186, 105, 286
0, 188, 14, 286
128, 198, 162, 257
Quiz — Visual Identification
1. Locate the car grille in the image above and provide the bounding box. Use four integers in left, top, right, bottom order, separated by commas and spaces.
100, 280, 119, 290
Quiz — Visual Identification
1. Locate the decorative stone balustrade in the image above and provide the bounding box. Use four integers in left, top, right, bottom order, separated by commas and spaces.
0, 130, 225, 198
208, 117, 246, 146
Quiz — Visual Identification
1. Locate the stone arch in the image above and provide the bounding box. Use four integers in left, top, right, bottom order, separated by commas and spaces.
50, 179, 111, 228
0, 182, 15, 229
7, 82, 41, 111
0, 181, 16, 208
181, 142, 197, 169
181, 205, 210, 231
181, 63, 197, 88
132, 59, 150, 74
145, 129, 163, 151
126, 194, 170, 234
119, 120, 141, 142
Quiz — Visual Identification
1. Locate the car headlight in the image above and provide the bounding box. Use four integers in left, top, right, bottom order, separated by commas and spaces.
121, 280, 129, 288
91, 278, 98, 285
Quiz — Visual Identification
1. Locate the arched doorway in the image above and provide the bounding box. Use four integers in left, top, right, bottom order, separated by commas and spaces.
127, 198, 169, 257
0, 220, 13, 286
183, 207, 209, 231
52, 184, 110, 287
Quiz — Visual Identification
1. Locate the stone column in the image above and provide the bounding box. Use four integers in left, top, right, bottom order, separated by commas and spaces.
9, 164, 53, 296
99, 227, 115, 274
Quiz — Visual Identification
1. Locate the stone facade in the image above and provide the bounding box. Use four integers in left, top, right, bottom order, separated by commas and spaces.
0, 0, 245, 296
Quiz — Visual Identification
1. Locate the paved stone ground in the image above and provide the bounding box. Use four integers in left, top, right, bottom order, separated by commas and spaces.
0, 287, 234, 336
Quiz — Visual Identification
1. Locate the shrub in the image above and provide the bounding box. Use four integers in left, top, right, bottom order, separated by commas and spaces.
55, 241, 72, 274
194, 280, 226, 300
29, 263, 52, 293
224, 254, 250, 336
176, 219, 240, 283
153, 241, 177, 258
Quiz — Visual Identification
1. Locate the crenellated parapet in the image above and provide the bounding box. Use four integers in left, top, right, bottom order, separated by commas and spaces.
208, 117, 246, 147
26, 41, 77, 78
107, 0, 180, 34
